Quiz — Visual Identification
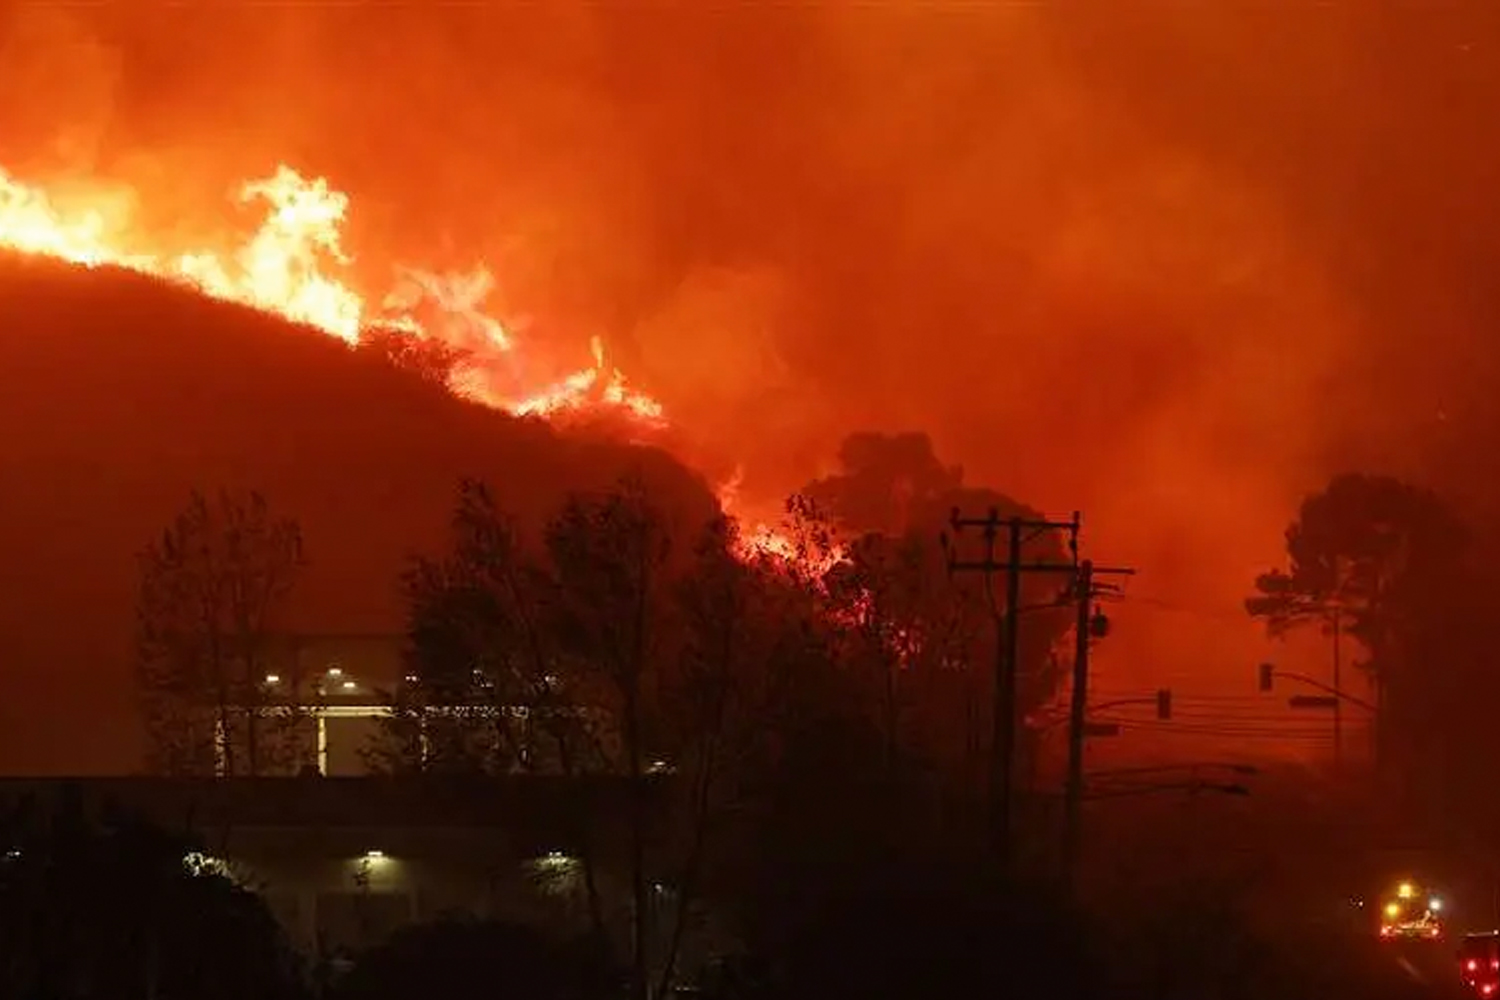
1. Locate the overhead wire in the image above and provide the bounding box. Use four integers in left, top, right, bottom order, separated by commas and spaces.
1097, 718, 1341, 740
1032, 589, 1368, 746
1102, 595, 1252, 622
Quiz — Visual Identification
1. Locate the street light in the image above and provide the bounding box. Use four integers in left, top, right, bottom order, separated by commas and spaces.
1289, 695, 1340, 710
1258, 662, 1377, 769
1027, 690, 1174, 736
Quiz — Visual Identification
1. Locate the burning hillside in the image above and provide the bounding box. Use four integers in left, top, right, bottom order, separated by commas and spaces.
8, 2, 1497, 774
0, 250, 723, 774
0, 160, 812, 562
0, 162, 666, 425
0, 152, 859, 772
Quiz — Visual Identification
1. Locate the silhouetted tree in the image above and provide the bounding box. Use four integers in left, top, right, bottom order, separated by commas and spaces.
385, 475, 774, 997
381, 478, 639, 966
377, 479, 574, 776
650, 513, 848, 996
0, 788, 305, 999
391, 471, 1092, 996
802, 431, 963, 535
1247, 473, 1472, 783
135, 489, 307, 776
700, 498, 970, 969
1247, 473, 1464, 644
803, 433, 1075, 813
826, 528, 992, 788
543, 474, 682, 1000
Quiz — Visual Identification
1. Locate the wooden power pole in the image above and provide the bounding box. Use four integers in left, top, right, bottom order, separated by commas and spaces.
946, 508, 1080, 870
1061, 558, 1135, 882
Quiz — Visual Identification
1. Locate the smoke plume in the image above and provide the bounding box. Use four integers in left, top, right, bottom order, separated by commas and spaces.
3, 1, 1497, 729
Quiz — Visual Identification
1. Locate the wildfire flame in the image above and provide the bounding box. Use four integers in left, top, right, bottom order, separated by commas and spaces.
717, 466, 848, 575
0, 160, 822, 567
0, 163, 662, 424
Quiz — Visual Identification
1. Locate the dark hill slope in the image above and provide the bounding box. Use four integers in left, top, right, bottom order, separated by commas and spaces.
0, 254, 717, 774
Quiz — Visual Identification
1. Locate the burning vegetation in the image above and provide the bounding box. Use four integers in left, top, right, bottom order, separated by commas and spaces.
0, 163, 665, 425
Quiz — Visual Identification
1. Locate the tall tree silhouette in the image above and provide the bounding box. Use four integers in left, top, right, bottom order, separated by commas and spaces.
382, 478, 574, 776
1247, 473, 1471, 777
388, 474, 776, 996
803, 432, 1074, 807
543, 474, 684, 1000
135, 489, 307, 776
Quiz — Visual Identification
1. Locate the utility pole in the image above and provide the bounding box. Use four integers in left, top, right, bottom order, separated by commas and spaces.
1325, 555, 1350, 775
1064, 560, 1094, 880
1003, 519, 1023, 842
946, 508, 1081, 870
1061, 558, 1135, 884
1331, 604, 1343, 772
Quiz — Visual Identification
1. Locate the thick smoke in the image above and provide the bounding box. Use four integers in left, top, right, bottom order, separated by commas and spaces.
2, 2, 1497, 706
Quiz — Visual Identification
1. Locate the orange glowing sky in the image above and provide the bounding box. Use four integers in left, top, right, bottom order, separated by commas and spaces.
2, 1, 1498, 767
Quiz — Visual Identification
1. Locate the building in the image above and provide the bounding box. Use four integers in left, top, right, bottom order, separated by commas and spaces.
18, 636, 710, 973
243, 633, 622, 779
263, 633, 405, 776
0, 775, 657, 958
157, 632, 409, 777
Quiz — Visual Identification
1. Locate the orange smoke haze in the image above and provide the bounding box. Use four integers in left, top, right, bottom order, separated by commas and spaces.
2, 2, 1498, 740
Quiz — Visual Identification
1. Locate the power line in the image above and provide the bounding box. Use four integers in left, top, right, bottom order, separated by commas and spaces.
1098, 718, 1346, 740
1100, 707, 1371, 730
1090, 690, 1273, 704
1121, 596, 1251, 621
1063, 558, 1138, 882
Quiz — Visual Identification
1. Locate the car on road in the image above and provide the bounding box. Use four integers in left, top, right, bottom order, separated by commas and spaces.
1460, 932, 1500, 996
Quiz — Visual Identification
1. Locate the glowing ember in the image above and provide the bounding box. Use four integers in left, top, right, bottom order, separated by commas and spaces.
512, 336, 665, 424
717, 467, 847, 576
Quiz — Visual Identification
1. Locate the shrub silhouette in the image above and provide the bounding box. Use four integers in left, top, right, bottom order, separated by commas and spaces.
0, 787, 306, 999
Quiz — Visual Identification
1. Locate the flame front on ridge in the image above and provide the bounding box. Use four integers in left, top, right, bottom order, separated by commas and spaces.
0, 163, 662, 424
0, 161, 823, 568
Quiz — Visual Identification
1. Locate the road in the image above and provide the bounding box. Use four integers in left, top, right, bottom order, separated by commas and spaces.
1375, 937, 1473, 999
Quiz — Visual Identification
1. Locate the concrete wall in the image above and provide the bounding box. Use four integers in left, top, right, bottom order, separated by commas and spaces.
202, 823, 637, 956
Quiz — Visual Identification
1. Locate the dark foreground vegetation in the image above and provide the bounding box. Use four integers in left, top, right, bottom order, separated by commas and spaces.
0, 440, 1488, 997
0, 789, 1463, 1000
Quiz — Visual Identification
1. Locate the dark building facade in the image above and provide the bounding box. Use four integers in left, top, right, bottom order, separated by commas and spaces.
0, 776, 660, 958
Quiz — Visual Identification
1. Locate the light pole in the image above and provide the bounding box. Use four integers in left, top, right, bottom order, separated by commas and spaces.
1258, 662, 1377, 769
1039, 688, 1171, 883
1330, 604, 1343, 770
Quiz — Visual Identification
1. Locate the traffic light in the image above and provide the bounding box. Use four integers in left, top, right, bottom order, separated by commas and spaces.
1258, 662, 1275, 692
1156, 689, 1172, 720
